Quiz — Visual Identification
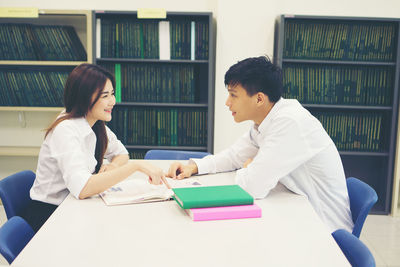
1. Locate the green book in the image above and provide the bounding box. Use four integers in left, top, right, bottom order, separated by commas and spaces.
115, 63, 121, 102
172, 185, 254, 209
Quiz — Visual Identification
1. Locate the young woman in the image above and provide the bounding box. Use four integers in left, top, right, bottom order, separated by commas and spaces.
21, 64, 165, 232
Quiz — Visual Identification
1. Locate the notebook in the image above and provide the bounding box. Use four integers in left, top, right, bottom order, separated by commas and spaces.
186, 204, 262, 221
172, 185, 254, 209
99, 178, 202, 206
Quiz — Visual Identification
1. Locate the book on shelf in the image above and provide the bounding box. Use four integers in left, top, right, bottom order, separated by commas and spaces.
158, 21, 170, 60
190, 21, 195, 60
96, 18, 101, 58
186, 204, 262, 221
172, 185, 254, 209
114, 63, 122, 102
99, 177, 202, 206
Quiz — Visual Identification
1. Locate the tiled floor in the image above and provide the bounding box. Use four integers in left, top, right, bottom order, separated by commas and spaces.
0, 207, 398, 266
360, 215, 400, 267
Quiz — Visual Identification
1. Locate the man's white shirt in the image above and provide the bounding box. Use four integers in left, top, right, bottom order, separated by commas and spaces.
192, 98, 354, 232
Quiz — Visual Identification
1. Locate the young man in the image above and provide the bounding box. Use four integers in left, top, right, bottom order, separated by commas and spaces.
167, 56, 354, 232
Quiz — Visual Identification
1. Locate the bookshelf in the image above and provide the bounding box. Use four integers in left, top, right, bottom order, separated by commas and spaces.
0, 9, 92, 163
274, 15, 400, 214
93, 11, 215, 158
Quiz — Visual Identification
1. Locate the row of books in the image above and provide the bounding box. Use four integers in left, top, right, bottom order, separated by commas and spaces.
101, 63, 197, 103
313, 111, 384, 151
283, 21, 396, 61
97, 18, 209, 60
0, 70, 67, 106
0, 23, 87, 61
107, 107, 208, 146
128, 150, 147, 159
282, 65, 393, 105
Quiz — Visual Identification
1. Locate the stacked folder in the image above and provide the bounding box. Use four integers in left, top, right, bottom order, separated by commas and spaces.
172, 185, 262, 221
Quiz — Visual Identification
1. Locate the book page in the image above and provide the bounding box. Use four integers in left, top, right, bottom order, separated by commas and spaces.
100, 177, 202, 206
166, 177, 202, 188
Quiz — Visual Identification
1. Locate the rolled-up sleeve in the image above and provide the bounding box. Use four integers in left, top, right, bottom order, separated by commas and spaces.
49, 123, 93, 199
104, 126, 128, 161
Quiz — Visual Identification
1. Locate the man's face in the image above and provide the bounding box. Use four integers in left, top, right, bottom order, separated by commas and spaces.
225, 84, 258, 123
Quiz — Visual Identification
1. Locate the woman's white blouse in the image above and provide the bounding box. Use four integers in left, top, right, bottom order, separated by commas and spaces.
30, 117, 128, 205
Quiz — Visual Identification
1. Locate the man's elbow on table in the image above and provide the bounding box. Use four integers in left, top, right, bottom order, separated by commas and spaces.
235, 169, 269, 199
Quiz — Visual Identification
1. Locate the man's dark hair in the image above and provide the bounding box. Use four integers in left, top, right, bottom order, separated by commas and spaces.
224, 56, 283, 102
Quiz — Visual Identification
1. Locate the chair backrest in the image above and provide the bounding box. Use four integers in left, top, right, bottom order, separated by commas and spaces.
347, 177, 378, 238
144, 150, 211, 160
332, 229, 375, 267
0, 216, 35, 264
0, 170, 35, 219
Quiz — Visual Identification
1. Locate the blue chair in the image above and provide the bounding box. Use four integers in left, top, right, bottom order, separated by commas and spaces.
332, 229, 375, 267
0, 170, 35, 219
0, 216, 35, 264
144, 149, 211, 160
347, 177, 378, 238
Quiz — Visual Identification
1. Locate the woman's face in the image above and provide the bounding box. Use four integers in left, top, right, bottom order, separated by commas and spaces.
86, 79, 115, 127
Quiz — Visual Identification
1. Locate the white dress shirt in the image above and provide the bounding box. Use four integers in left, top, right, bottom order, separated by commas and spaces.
192, 98, 354, 232
30, 117, 128, 205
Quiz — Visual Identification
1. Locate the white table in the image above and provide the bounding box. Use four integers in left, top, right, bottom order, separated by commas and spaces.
12, 160, 350, 267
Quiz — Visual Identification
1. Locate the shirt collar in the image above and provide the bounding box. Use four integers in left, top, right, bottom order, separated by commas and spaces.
253, 97, 284, 133
72, 117, 94, 137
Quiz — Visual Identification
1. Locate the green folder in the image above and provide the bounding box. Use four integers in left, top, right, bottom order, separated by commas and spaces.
172, 185, 254, 209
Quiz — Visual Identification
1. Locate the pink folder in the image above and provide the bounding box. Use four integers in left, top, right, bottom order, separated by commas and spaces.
186, 204, 262, 221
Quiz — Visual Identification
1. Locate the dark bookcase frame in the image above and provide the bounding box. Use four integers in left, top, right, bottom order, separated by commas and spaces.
274, 15, 400, 214
92, 11, 215, 158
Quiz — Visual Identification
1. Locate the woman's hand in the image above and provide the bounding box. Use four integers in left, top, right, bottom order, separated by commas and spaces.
137, 161, 166, 185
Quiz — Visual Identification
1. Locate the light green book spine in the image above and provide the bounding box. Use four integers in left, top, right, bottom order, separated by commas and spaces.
115, 63, 121, 102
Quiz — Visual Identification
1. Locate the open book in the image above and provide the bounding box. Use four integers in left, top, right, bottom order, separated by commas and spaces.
99, 178, 202, 206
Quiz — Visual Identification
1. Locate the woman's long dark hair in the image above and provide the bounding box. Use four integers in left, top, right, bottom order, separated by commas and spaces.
45, 64, 116, 173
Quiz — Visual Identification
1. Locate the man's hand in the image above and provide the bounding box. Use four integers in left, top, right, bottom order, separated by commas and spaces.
243, 158, 253, 168
167, 162, 198, 180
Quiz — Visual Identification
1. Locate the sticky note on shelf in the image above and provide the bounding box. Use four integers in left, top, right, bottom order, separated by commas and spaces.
0, 7, 38, 18
137, 8, 166, 19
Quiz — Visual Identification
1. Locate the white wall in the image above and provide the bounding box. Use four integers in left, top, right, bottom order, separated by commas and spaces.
3, 0, 216, 13
1, 0, 400, 157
